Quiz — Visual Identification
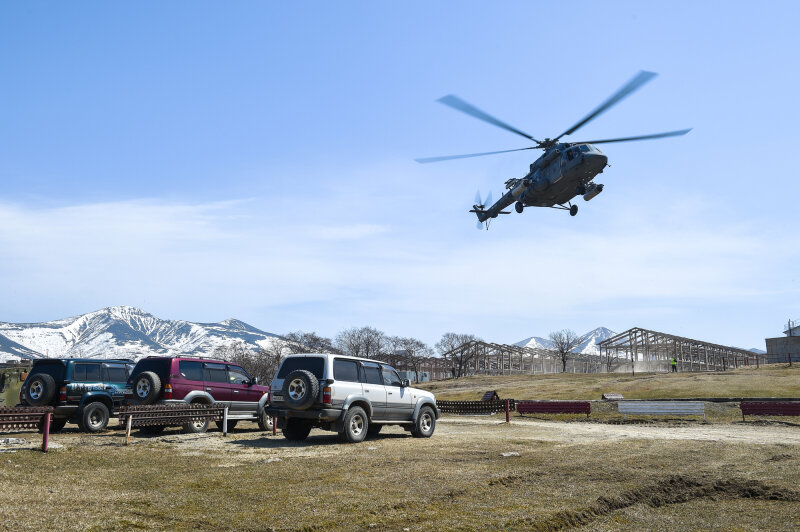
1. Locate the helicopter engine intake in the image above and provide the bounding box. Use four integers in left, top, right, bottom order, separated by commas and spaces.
583, 183, 604, 201
511, 180, 530, 197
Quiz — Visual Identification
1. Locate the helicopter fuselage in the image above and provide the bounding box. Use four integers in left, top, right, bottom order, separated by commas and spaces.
479, 143, 608, 221
420, 71, 690, 227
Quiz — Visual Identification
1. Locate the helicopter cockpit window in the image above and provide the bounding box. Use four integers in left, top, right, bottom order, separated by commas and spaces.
579, 145, 590, 153
565, 149, 574, 161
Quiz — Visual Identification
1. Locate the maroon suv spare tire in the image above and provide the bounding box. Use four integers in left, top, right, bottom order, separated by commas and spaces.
281, 369, 319, 411
132, 371, 161, 405
25, 373, 55, 406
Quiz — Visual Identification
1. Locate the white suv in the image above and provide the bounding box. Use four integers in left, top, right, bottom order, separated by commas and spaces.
265, 354, 440, 443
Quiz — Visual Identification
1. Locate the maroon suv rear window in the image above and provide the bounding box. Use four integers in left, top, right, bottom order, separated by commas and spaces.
179, 361, 203, 382
130, 358, 171, 381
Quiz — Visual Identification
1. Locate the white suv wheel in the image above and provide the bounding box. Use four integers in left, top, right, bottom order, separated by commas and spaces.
420, 412, 432, 432
350, 413, 364, 436
412, 406, 436, 438
341, 406, 368, 443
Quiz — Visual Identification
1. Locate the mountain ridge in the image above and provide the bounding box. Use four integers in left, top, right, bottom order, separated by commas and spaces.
515, 327, 617, 356
0, 306, 283, 362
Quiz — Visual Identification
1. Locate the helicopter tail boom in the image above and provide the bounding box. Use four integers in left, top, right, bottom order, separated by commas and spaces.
470, 205, 489, 222
471, 191, 511, 229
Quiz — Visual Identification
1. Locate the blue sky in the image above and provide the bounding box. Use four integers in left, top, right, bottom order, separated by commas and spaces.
1, 1, 798, 349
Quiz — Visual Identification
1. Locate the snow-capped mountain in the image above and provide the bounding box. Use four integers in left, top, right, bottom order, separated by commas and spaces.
514, 335, 554, 351
0, 306, 283, 362
574, 327, 616, 355
515, 327, 616, 356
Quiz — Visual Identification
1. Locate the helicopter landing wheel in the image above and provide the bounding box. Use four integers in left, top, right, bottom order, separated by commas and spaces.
569, 204, 578, 216
515, 201, 524, 214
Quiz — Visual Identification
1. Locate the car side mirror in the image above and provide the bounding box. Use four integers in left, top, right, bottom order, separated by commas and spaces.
250, 377, 259, 386
401, 379, 410, 388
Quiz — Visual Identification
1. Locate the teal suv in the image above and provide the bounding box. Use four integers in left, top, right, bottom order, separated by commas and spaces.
19, 358, 134, 433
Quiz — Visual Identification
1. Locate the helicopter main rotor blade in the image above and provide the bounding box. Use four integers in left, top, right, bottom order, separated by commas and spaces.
437, 95, 541, 143
415, 146, 538, 164
555, 71, 657, 141
579, 128, 692, 145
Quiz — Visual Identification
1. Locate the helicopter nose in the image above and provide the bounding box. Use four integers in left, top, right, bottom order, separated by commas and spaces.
585, 152, 608, 172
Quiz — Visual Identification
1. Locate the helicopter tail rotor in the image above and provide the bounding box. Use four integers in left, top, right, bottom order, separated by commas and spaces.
470, 190, 491, 230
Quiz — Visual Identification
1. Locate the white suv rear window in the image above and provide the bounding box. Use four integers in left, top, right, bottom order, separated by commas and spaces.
277, 357, 324, 380
333, 359, 359, 382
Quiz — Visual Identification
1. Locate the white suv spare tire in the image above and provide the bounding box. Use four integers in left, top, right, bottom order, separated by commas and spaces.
281, 369, 319, 410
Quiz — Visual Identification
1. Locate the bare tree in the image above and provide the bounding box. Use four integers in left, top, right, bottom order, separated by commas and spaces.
213, 341, 284, 384
381, 335, 406, 368
549, 329, 582, 373
212, 341, 250, 362
283, 331, 339, 355
396, 337, 433, 383
436, 332, 480, 378
334, 326, 387, 359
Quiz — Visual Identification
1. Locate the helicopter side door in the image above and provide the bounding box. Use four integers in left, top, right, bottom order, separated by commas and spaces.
545, 147, 566, 185
563, 146, 581, 166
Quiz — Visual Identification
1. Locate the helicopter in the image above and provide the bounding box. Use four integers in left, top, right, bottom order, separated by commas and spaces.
416, 71, 691, 229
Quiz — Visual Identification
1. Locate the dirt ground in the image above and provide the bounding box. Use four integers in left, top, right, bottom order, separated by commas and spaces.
444, 416, 800, 445
1, 415, 799, 530
6, 414, 799, 455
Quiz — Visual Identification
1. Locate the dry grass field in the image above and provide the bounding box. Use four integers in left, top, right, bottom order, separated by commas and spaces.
420, 363, 800, 401
1, 365, 798, 531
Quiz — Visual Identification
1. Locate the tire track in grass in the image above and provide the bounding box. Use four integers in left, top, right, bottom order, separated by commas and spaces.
503, 475, 800, 531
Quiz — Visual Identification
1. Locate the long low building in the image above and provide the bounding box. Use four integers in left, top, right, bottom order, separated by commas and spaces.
764, 321, 800, 363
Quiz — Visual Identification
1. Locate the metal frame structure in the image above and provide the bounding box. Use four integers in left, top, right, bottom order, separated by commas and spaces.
378, 328, 760, 382
598, 327, 759, 373
436, 340, 603, 377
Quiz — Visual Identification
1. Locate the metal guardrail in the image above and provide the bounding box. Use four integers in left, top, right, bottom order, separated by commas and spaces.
437, 400, 515, 415
119, 403, 226, 428
119, 403, 228, 445
740, 401, 800, 421
0, 406, 54, 452
517, 400, 591, 417
618, 400, 705, 421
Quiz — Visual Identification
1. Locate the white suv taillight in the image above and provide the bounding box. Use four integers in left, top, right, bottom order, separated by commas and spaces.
323, 386, 331, 405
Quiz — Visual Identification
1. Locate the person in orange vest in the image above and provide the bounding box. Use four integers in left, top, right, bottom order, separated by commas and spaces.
671, 357, 678, 372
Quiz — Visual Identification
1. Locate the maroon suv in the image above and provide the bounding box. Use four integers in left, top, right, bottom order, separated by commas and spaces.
126, 356, 271, 434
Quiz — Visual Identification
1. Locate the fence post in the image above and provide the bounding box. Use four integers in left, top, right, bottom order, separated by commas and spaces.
756, 355, 759, 369
125, 414, 133, 446
505, 400, 510, 423
41, 412, 50, 453
222, 406, 229, 437
272, 417, 277, 436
